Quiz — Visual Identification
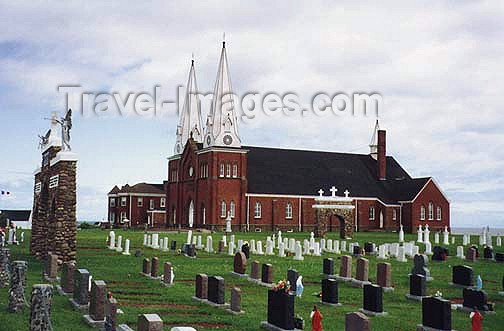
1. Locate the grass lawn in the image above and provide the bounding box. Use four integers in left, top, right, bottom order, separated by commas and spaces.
0, 229, 503, 331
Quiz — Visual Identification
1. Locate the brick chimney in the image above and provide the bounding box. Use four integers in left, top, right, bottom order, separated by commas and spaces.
377, 130, 386, 180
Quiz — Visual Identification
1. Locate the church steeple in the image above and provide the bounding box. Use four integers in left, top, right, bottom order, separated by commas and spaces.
204, 39, 241, 148
369, 119, 380, 160
174, 57, 203, 155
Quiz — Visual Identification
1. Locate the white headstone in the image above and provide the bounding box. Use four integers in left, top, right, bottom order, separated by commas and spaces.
143, 234, 148, 246
417, 225, 423, 243
250, 239, 256, 253
277, 231, 282, 248
396, 246, 407, 262
456, 246, 465, 259
289, 238, 296, 252
186, 230, 193, 245
163, 237, 169, 251
196, 236, 203, 250
293, 242, 304, 261
256, 241, 264, 255
341, 241, 347, 252
147, 235, 152, 247
497, 236, 502, 247
159, 239, 164, 250
463, 234, 469, 246
205, 236, 213, 253
313, 242, 321, 256
228, 242, 235, 256
443, 227, 450, 245
320, 239, 326, 252
303, 240, 310, 255
152, 234, 159, 249
333, 240, 340, 254
123, 239, 131, 255
425, 241, 433, 255
326, 239, 333, 253
424, 225, 430, 243
222, 235, 227, 247
399, 225, 404, 243
237, 240, 244, 252
225, 212, 232, 233
266, 240, 274, 255
116, 236, 123, 252
434, 232, 440, 244
378, 245, 387, 259
389, 243, 399, 258
412, 245, 419, 256
451, 236, 455, 245
278, 242, 286, 257
109, 232, 116, 250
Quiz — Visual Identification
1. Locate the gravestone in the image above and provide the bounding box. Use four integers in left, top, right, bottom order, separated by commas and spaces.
261, 264, 274, 285
355, 258, 369, 282
451, 265, 473, 287
151, 257, 159, 278
0, 248, 11, 288
352, 245, 361, 256
265, 290, 295, 330
170, 240, 177, 251
242, 243, 250, 259
483, 246, 493, 259
345, 312, 370, 331
8, 260, 28, 313
420, 296, 452, 330
364, 242, 374, 254
104, 296, 118, 331
138, 314, 163, 331
85, 280, 107, 326
462, 288, 492, 312
250, 261, 260, 281
59, 261, 76, 295
287, 269, 299, 295
323, 258, 334, 276
411, 254, 431, 280
218, 240, 225, 253
29, 284, 53, 331
227, 287, 244, 314
338, 255, 352, 281
45, 253, 59, 281
495, 252, 504, 263
407, 274, 427, 301
186, 244, 196, 257
142, 258, 151, 276
194, 274, 208, 300
377, 262, 392, 290
466, 247, 477, 262
361, 284, 385, 316
208, 276, 225, 305
162, 262, 173, 286
321, 278, 340, 306
233, 252, 247, 275
432, 246, 448, 261
72, 269, 90, 309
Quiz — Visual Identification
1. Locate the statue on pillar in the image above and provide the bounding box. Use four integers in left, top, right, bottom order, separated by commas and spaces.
56, 109, 73, 151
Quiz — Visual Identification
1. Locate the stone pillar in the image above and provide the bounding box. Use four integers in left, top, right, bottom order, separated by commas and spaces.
0, 248, 10, 288
138, 313, 163, 331
60, 261, 76, 294
29, 284, 53, 331
8, 260, 28, 313
88, 280, 107, 322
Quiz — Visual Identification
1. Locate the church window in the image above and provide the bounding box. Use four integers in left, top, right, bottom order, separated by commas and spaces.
110, 198, 116, 207
219, 163, 225, 177
369, 206, 375, 220
428, 202, 434, 220
230, 201, 236, 218
110, 212, 115, 223
172, 206, 176, 224
437, 206, 442, 221
233, 164, 238, 178
286, 202, 293, 219
120, 211, 127, 221
392, 209, 397, 221
137, 198, 143, 207
254, 202, 262, 219
226, 164, 231, 177
221, 201, 227, 218
420, 205, 426, 220
121, 197, 127, 207
201, 205, 206, 225
150, 199, 155, 210
160, 198, 166, 208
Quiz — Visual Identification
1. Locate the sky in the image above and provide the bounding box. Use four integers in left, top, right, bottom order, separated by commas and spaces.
0, 1, 503, 227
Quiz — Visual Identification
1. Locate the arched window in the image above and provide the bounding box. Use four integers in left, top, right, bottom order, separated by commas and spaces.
285, 202, 293, 219
437, 206, 442, 221
392, 209, 397, 221
420, 205, 426, 220
221, 201, 227, 218
428, 202, 434, 220
230, 201, 236, 218
232, 164, 238, 178
172, 206, 177, 224
369, 206, 375, 220
219, 163, 225, 177
226, 164, 231, 177
254, 202, 262, 219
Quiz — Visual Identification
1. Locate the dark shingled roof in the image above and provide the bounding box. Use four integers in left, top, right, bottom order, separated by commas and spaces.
244, 145, 430, 204
0, 210, 31, 222
116, 183, 165, 195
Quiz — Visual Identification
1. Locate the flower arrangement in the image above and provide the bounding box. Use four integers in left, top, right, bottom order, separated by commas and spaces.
272, 280, 290, 293
435, 290, 443, 297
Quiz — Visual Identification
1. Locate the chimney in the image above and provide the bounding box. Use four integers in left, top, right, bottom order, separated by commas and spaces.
377, 130, 386, 180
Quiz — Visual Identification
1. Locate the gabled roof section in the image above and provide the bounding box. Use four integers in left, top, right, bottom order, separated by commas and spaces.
117, 183, 165, 195
108, 186, 120, 195
0, 210, 32, 222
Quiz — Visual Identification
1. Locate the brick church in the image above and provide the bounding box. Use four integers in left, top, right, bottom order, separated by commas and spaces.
108, 42, 450, 234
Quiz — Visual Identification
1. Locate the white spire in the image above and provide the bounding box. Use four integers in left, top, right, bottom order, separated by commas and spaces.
369, 119, 380, 159
174, 59, 203, 154
204, 40, 241, 148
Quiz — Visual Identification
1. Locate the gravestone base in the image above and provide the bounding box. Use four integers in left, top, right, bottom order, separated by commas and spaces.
183, 254, 197, 259
448, 282, 475, 290
408, 274, 433, 282
381, 286, 395, 293
334, 275, 352, 282
359, 308, 388, 317
260, 321, 302, 331
117, 324, 135, 331
148, 275, 162, 280
416, 324, 458, 331
229, 272, 248, 279
205, 301, 230, 309
140, 272, 150, 277
351, 279, 371, 288
247, 277, 261, 284
293, 256, 304, 261
256, 281, 275, 289
43, 275, 60, 283
499, 291, 504, 296
191, 296, 208, 303
454, 304, 496, 315
161, 281, 174, 287
225, 308, 245, 315
83, 314, 106, 328
405, 294, 428, 302
56, 285, 72, 296
321, 301, 342, 307
321, 273, 337, 279
69, 298, 89, 312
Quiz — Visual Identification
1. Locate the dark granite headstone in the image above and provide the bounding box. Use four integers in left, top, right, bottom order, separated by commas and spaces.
323, 258, 334, 276
170, 240, 177, 251
261, 263, 274, 284
410, 274, 426, 297
452, 265, 473, 287
267, 290, 295, 330
233, 252, 247, 274
186, 244, 196, 257
471, 245, 479, 257
364, 242, 374, 254
462, 288, 492, 312
363, 284, 383, 313
61, 261, 76, 294
287, 269, 299, 295
250, 261, 260, 280
345, 312, 370, 331
322, 278, 339, 304
422, 296, 451, 330
483, 246, 493, 259
495, 252, 504, 262
73, 269, 90, 305
411, 254, 430, 278
142, 258, 151, 275
208, 276, 225, 304
241, 244, 250, 259
432, 246, 448, 261
353, 245, 361, 256
195, 274, 208, 299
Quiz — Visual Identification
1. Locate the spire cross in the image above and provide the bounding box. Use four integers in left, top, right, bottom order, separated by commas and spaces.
317, 189, 324, 197
343, 189, 350, 198
329, 186, 338, 197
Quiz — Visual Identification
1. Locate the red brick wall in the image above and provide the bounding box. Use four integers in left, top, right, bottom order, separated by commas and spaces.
411, 180, 450, 232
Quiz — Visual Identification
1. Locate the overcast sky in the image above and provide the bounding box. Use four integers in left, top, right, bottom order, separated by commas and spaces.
0, 1, 503, 228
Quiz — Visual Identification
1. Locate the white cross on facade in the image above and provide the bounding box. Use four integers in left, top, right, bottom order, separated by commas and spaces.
344, 189, 350, 198
330, 186, 338, 197
318, 189, 324, 197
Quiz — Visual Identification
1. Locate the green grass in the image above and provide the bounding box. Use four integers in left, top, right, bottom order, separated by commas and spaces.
1, 230, 503, 331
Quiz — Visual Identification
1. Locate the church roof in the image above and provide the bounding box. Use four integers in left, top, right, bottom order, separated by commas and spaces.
244, 145, 430, 204
115, 183, 165, 195
0, 210, 31, 222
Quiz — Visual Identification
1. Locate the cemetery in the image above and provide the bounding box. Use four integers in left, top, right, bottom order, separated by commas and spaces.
0, 229, 504, 330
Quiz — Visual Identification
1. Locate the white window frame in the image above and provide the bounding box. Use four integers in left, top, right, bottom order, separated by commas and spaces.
285, 202, 293, 219
221, 201, 227, 218
150, 199, 155, 210
121, 197, 127, 207
232, 164, 238, 178
436, 206, 442, 221
369, 206, 375, 220
420, 205, 426, 220
110, 198, 116, 207
35, 182, 42, 194
49, 175, 59, 189
392, 208, 397, 221
230, 201, 236, 218
120, 211, 127, 221
428, 202, 434, 220
254, 202, 262, 219
219, 163, 225, 177
160, 198, 166, 208
137, 197, 143, 207
110, 212, 115, 223
226, 164, 231, 178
